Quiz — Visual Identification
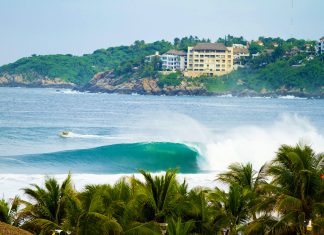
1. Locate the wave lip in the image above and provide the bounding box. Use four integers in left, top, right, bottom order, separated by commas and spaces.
0, 142, 200, 174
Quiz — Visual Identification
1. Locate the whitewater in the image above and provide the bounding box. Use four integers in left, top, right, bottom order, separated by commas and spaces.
1, 87, 324, 199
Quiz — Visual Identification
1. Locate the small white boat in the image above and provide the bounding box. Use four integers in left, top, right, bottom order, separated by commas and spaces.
59, 131, 71, 138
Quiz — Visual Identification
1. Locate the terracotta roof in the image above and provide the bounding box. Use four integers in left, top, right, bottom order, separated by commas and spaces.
0, 222, 33, 235
192, 43, 227, 51
233, 48, 249, 54
164, 50, 187, 56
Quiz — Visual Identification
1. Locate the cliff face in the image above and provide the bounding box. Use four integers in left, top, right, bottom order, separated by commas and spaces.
0, 73, 76, 88
80, 71, 207, 95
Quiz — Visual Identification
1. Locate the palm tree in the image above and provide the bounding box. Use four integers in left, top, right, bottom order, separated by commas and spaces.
132, 169, 178, 223
0, 196, 21, 226
64, 178, 160, 235
21, 174, 74, 234
180, 187, 221, 235
66, 184, 123, 235
167, 217, 194, 235
217, 162, 267, 193
113, 178, 161, 235
0, 199, 11, 224
209, 183, 250, 235
216, 162, 268, 221
246, 144, 324, 235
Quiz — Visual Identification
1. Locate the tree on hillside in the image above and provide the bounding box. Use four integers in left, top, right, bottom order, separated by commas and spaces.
217, 35, 247, 46
249, 42, 263, 55
272, 46, 286, 60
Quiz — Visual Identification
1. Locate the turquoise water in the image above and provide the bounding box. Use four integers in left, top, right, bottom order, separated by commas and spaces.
1, 87, 324, 174
0, 142, 198, 173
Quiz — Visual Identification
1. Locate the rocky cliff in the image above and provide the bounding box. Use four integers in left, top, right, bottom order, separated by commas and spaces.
79, 71, 208, 95
0, 73, 76, 88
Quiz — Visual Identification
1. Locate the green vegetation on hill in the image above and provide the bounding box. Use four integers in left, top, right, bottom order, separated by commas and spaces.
0, 54, 96, 85
0, 143, 323, 234
0, 35, 323, 94
204, 54, 324, 93
0, 40, 173, 85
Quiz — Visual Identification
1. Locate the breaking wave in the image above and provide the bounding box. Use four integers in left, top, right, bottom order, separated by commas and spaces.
0, 142, 200, 174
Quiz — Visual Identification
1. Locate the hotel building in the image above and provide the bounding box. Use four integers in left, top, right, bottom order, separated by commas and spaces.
316, 37, 324, 55
185, 43, 234, 77
161, 50, 187, 71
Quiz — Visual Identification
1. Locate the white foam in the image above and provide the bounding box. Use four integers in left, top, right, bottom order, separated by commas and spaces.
278, 95, 307, 100
59, 132, 127, 140
198, 114, 324, 171
125, 111, 324, 171
57, 89, 84, 95
217, 94, 233, 98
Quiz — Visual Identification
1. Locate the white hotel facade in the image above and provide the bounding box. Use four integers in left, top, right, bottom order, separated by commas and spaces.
145, 50, 187, 71
161, 50, 187, 71
316, 37, 324, 54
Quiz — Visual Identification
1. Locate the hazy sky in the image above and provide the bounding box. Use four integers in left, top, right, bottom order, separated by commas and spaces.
1, 0, 323, 65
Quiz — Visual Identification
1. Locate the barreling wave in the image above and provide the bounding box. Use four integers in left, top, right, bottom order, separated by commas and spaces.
0, 142, 200, 174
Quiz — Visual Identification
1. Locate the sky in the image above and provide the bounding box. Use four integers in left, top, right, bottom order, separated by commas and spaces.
0, 0, 323, 65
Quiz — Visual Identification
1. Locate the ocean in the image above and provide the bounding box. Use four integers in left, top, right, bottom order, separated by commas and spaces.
1, 87, 324, 198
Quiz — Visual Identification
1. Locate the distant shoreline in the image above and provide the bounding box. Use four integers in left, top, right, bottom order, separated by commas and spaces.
1, 84, 323, 99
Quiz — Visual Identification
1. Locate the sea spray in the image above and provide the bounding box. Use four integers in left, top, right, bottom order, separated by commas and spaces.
61, 112, 324, 172
199, 114, 324, 171
117, 111, 324, 171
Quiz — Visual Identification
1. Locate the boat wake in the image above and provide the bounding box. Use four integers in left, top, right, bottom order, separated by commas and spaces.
59, 131, 124, 140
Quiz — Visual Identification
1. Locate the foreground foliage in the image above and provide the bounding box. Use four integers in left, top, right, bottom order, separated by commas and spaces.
0, 143, 323, 235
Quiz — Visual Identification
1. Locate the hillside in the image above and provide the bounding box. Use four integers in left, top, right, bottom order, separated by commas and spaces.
0, 40, 174, 86
204, 54, 324, 96
0, 36, 207, 86
0, 36, 323, 97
